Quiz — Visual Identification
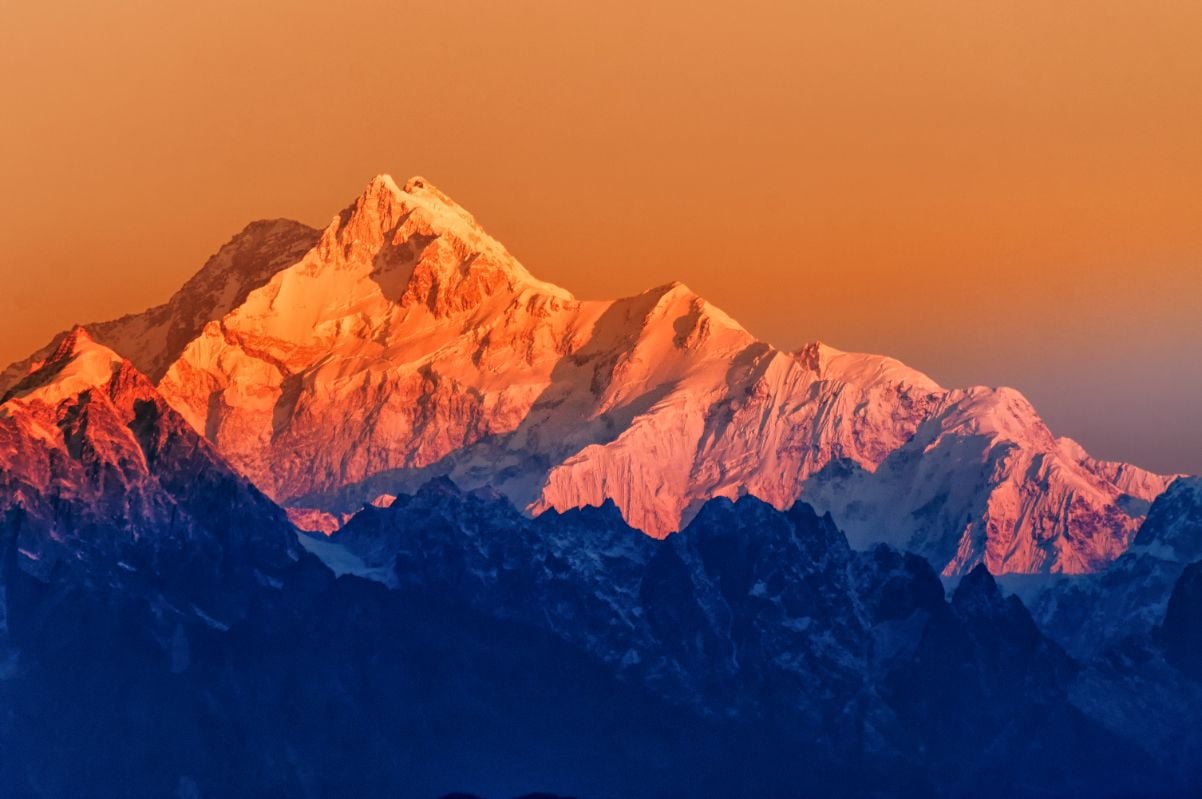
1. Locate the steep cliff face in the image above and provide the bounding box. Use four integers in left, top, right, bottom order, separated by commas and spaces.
0, 327, 298, 625
3, 175, 1174, 574
1018, 477, 1202, 658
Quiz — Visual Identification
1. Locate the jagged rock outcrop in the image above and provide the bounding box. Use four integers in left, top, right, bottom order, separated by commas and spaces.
1061, 517, 1202, 794
0, 467, 1158, 797
0, 327, 298, 626
1018, 477, 1202, 658
316, 481, 1149, 795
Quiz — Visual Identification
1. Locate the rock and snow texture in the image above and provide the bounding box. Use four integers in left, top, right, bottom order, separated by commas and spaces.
1, 175, 1179, 575
1016, 477, 1202, 658
0, 218, 321, 394
328, 479, 1071, 736
0, 327, 297, 621
799, 388, 1176, 574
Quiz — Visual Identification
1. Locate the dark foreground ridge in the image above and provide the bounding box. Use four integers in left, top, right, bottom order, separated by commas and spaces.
4, 465, 1202, 797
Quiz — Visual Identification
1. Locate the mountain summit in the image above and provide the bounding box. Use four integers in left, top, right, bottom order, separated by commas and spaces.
1, 326, 122, 405
1, 175, 1177, 574
0, 326, 297, 617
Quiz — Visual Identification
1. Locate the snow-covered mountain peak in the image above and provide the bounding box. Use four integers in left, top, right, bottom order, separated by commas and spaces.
794, 341, 943, 392
1055, 435, 1091, 462
1131, 477, 1202, 562
170, 175, 575, 374
47, 324, 107, 363
300, 173, 573, 317
929, 385, 1051, 443
0, 218, 322, 398
397, 174, 471, 215
360, 172, 448, 203
2, 326, 124, 407
369, 172, 404, 195
2, 174, 1177, 575
638, 280, 750, 343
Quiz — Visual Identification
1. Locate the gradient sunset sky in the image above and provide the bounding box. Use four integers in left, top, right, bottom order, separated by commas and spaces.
1, 1, 1199, 473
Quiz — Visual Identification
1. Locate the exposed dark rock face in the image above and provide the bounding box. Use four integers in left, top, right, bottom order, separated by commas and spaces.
0, 448, 1184, 797
322, 482, 1154, 797
1164, 560, 1202, 680
1019, 477, 1202, 661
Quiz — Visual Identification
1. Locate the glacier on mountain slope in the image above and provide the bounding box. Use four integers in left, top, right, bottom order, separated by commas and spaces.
0, 174, 1180, 575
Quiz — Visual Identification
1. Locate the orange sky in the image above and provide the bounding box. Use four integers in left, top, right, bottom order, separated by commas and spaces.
1, 1, 1200, 473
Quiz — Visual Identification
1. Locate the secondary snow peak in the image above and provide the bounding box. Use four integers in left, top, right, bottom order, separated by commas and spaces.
1, 326, 125, 406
